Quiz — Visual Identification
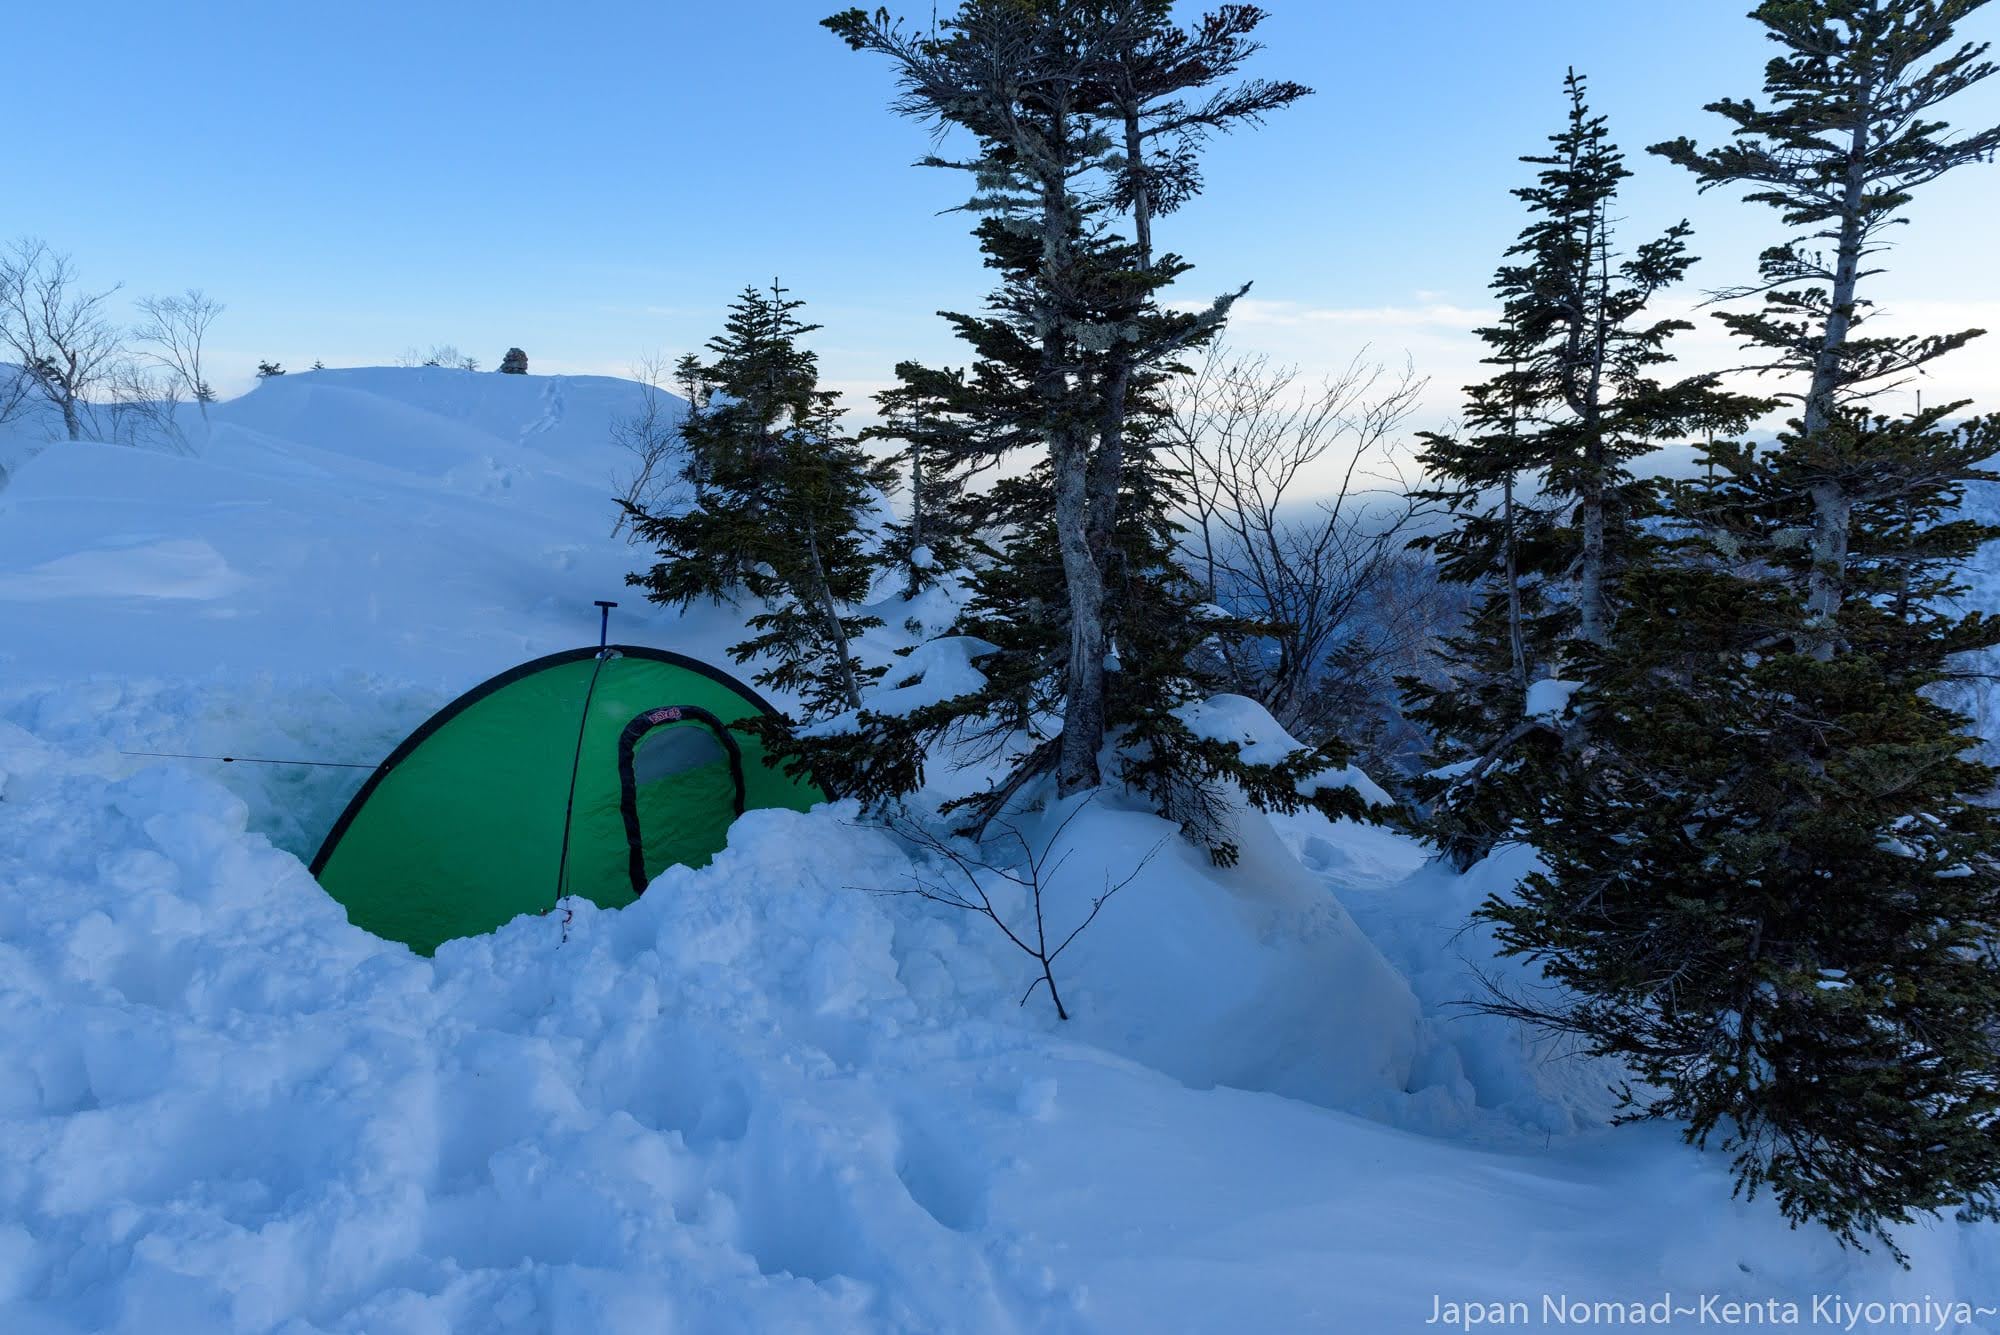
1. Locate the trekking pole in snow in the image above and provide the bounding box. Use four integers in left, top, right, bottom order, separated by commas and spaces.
594, 600, 617, 654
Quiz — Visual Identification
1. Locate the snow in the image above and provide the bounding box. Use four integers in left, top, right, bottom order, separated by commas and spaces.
2, 369, 1997, 1330
0, 369, 708, 682
0, 537, 248, 602
1174, 692, 1394, 807
1525, 676, 1582, 720
804, 635, 996, 737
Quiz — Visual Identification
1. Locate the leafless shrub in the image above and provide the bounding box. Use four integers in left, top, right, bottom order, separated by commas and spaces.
0, 363, 31, 431
397, 343, 478, 370
872, 800, 1160, 1020
0, 239, 126, 441
611, 352, 684, 538
1163, 342, 1440, 743
99, 362, 191, 454
133, 289, 223, 419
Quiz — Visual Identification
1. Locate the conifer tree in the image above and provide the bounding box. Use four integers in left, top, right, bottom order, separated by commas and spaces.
255, 360, 284, 378
1652, 0, 2000, 659
623, 283, 893, 720
1487, 1, 2000, 1255
500, 347, 529, 375
826, 0, 1311, 808
1490, 408, 2000, 1258
865, 360, 981, 598
822, 2, 1362, 854
1407, 74, 1762, 866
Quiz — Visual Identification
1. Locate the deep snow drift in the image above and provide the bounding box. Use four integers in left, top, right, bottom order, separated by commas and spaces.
3, 369, 1998, 1332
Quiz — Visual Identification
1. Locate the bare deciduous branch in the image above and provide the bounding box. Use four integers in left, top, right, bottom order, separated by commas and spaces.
610, 352, 686, 538
133, 289, 223, 422
1162, 342, 1446, 740
862, 799, 1159, 1021
0, 238, 127, 442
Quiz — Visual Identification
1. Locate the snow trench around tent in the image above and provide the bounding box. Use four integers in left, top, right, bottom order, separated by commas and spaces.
6, 695, 1985, 1334
11, 704, 1985, 1334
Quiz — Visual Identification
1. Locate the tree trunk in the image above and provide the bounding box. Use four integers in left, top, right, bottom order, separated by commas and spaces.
1085, 362, 1132, 573
906, 424, 927, 599
1079, 106, 1158, 608
1037, 120, 1108, 796
1577, 469, 1608, 649
1572, 206, 1614, 650
1055, 425, 1109, 795
1503, 470, 1528, 689
802, 518, 865, 712
1080, 108, 1153, 585
1799, 109, 1872, 661
1124, 108, 1153, 269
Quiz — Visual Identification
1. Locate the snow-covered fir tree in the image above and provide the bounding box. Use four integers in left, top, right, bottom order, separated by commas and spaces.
1406, 72, 1761, 867
821, 1, 1374, 857
622, 283, 893, 720
865, 360, 981, 599
1485, 0, 2000, 1258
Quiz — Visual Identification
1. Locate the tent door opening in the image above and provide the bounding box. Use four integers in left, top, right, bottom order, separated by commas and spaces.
616, 705, 747, 894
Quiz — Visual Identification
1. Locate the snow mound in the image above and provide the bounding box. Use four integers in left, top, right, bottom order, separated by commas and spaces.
1173, 692, 1393, 806
807, 635, 997, 736
0, 728, 1971, 1332
0, 371, 696, 683
1524, 677, 1581, 720
0, 740, 1028, 1331
0, 537, 246, 601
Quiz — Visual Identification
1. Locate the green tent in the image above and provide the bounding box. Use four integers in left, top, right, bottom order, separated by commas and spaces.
311, 645, 825, 954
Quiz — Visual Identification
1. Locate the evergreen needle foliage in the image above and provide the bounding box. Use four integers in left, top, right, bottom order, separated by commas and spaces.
1474, 0, 2000, 1258
622, 283, 893, 723
1406, 72, 1763, 867
818, 0, 1381, 858
865, 360, 983, 600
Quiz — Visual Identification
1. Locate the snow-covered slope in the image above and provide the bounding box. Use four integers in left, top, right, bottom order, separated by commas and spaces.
0, 368, 723, 682
1, 370, 1995, 1332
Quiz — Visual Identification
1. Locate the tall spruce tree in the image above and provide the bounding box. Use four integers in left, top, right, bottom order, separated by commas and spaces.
623, 283, 892, 719
826, 1, 1306, 790
1652, 0, 2000, 659
1407, 74, 1762, 866
1490, 406, 2000, 1258
1486, 0, 2000, 1256
820, 2, 1370, 854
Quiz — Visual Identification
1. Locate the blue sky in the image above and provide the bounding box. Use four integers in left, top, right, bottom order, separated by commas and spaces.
12, 0, 1998, 423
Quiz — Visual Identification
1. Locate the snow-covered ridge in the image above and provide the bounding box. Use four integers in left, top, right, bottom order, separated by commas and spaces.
0, 368, 696, 683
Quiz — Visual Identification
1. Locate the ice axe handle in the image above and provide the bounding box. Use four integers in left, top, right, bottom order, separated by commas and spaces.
594, 600, 618, 650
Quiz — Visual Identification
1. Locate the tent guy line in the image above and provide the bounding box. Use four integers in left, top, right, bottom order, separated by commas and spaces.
118, 750, 378, 770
